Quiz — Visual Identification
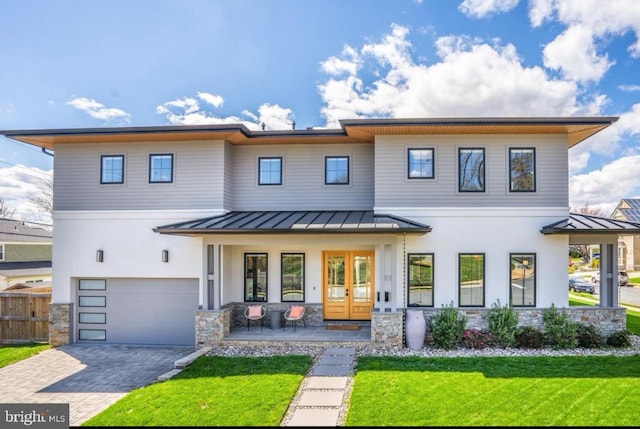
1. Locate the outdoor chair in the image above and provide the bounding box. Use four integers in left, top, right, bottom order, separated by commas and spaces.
244, 304, 266, 331
283, 305, 306, 332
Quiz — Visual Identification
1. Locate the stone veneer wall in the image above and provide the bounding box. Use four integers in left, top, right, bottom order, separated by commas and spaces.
416, 306, 626, 340
49, 303, 72, 347
371, 311, 403, 346
195, 309, 231, 349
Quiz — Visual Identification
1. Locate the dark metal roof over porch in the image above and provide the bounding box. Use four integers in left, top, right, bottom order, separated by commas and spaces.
540, 213, 640, 235
154, 210, 431, 235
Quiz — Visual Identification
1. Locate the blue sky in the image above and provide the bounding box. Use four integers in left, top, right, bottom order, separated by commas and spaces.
1, 0, 639, 223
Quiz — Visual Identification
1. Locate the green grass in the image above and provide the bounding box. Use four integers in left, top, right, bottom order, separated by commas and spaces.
82, 354, 313, 427
0, 343, 50, 368
629, 277, 640, 284
346, 355, 640, 426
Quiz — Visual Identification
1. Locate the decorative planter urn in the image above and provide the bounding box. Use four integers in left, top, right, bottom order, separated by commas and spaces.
405, 309, 427, 350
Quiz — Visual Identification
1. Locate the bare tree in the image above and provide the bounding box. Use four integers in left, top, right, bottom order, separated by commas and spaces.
0, 199, 16, 219
28, 176, 53, 216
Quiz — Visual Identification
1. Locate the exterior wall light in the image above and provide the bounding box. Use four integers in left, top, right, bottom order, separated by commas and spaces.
96, 250, 104, 263
162, 249, 169, 263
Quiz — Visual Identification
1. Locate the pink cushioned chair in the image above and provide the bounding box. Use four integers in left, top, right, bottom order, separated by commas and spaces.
244, 305, 266, 331
284, 305, 306, 332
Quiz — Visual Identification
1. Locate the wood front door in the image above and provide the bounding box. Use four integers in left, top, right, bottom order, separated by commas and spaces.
322, 251, 374, 320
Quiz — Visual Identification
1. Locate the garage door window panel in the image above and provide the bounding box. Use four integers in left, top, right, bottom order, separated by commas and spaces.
79, 312, 106, 324
79, 329, 106, 341
79, 296, 106, 307
79, 279, 106, 290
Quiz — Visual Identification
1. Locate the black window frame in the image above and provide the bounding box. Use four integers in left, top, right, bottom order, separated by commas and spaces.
407, 253, 434, 307
509, 147, 536, 192
149, 153, 174, 184
509, 253, 536, 307
0, 244, 4, 261
458, 148, 485, 192
407, 148, 435, 179
244, 253, 268, 302
281, 253, 305, 302
100, 154, 125, 185
458, 253, 485, 307
324, 156, 350, 185
258, 157, 283, 186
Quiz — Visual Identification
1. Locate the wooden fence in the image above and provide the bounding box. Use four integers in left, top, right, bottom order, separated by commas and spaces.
0, 292, 50, 344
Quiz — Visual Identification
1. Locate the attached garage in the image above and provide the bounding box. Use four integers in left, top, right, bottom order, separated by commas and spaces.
76, 278, 198, 345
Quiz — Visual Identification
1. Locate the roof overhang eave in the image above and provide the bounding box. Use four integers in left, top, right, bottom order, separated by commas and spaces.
153, 227, 431, 236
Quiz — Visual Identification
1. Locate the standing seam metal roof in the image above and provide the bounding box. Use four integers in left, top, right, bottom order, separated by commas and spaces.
540, 213, 640, 234
154, 210, 431, 234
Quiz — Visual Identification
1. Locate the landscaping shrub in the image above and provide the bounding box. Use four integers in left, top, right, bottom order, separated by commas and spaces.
515, 326, 545, 349
607, 330, 631, 348
542, 304, 578, 349
486, 299, 519, 347
429, 302, 467, 350
575, 323, 605, 348
461, 329, 493, 349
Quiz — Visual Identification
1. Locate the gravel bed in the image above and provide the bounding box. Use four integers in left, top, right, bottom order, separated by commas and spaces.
205, 335, 640, 358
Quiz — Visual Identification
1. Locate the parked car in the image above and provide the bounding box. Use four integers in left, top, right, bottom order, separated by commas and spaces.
569, 277, 595, 294
591, 270, 629, 286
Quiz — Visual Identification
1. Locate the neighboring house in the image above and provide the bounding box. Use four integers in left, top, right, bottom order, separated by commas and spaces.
3, 117, 639, 348
611, 199, 640, 271
0, 218, 52, 290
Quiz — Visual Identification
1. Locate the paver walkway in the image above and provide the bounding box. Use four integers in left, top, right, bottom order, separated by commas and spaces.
0, 344, 193, 426
283, 346, 356, 427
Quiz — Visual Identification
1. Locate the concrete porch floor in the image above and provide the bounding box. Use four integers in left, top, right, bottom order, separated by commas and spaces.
221, 322, 372, 345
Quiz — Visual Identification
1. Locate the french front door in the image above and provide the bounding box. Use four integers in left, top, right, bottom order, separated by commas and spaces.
322, 251, 374, 320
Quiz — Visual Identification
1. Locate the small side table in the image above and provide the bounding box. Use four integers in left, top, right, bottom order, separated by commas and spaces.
270, 310, 283, 330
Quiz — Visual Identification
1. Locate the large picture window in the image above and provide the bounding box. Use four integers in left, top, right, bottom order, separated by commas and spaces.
325, 156, 349, 185
259, 157, 282, 185
100, 155, 124, 184
281, 253, 305, 302
510, 253, 536, 306
149, 154, 174, 183
509, 148, 536, 192
408, 148, 434, 179
458, 253, 485, 306
407, 253, 434, 307
245, 253, 268, 302
458, 148, 485, 192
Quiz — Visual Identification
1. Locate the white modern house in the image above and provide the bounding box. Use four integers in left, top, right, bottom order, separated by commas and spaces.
2, 117, 638, 348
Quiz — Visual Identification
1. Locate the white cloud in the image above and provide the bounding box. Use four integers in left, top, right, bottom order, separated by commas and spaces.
458, 0, 520, 18
317, 24, 602, 127
0, 165, 52, 224
619, 84, 640, 92
569, 154, 640, 216
197, 92, 224, 108
529, 0, 556, 27
66, 97, 131, 124
542, 24, 614, 82
156, 92, 295, 131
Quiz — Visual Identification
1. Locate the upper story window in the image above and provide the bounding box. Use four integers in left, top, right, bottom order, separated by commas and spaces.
0, 244, 4, 261
408, 148, 434, 179
149, 154, 174, 183
509, 148, 536, 192
258, 157, 282, 185
325, 156, 350, 185
100, 155, 124, 184
458, 148, 485, 192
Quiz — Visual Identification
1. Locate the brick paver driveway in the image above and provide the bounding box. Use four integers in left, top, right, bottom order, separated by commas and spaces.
0, 344, 194, 426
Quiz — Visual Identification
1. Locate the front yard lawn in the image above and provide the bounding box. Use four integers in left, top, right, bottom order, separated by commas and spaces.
0, 343, 49, 368
83, 354, 313, 427
347, 355, 640, 426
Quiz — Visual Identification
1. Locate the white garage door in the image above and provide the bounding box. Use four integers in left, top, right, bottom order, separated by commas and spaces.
76, 278, 198, 345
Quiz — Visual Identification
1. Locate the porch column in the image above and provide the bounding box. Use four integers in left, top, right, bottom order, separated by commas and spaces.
600, 243, 618, 307
375, 243, 394, 312
204, 244, 221, 310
